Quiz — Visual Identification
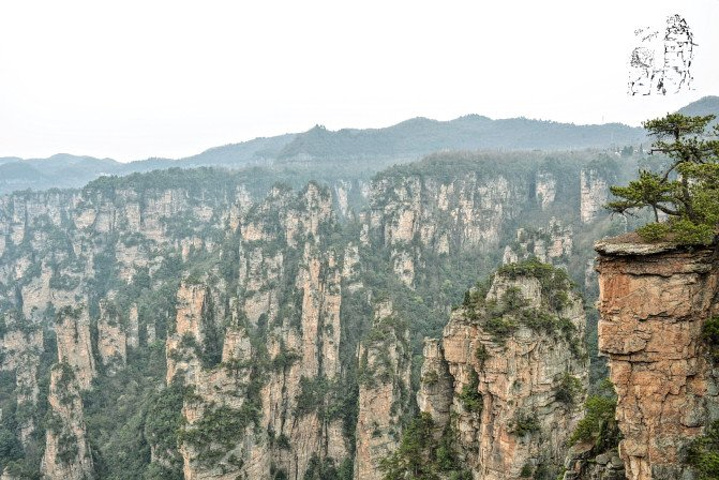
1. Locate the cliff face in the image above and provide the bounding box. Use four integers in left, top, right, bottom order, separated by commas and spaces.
0, 312, 44, 447
171, 184, 356, 480
418, 262, 588, 479
97, 301, 127, 374
55, 306, 95, 390
502, 218, 573, 267
354, 302, 412, 480
368, 173, 521, 288
580, 169, 609, 224
0, 154, 627, 478
596, 241, 719, 480
41, 363, 94, 480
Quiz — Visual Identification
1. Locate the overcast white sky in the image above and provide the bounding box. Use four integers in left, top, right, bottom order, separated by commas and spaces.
1, 0, 717, 162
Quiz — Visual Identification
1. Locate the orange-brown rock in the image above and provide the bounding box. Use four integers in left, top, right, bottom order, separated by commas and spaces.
41, 363, 94, 480
596, 240, 719, 480
418, 267, 587, 479
354, 302, 412, 480
97, 300, 127, 374
55, 305, 96, 390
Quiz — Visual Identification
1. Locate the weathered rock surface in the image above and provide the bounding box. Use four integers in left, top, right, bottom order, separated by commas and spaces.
535, 171, 557, 211
369, 173, 521, 288
0, 313, 44, 446
596, 242, 719, 480
580, 169, 609, 224
0, 155, 633, 479
354, 302, 412, 480
503, 218, 573, 266
97, 301, 127, 374
55, 305, 96, 390
175, 184, 352, 480
418, 267, 587, 479
41, 364, 94, 480
563, 444, 627, 480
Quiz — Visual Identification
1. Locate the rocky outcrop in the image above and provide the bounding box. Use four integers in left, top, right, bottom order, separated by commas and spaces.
41, 363, 94, 480
97, 301, 127, 374
368, 172, 522, 288
370, 174, 519, 255
502, 218, 573, 266
55, 305, 96, 390
535, 171, 557, 211
166, 282, 212, 385
418, 262, 588, 479
595, 240, 719, 480
563, 445, 626, 480
354, 302, 412, 480
175, 184, 352, 480
580, 169, 609, 224
0, 313, 44, 446
0, 154, 633, 479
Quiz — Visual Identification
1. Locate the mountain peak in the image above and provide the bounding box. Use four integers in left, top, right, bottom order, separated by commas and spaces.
676, 95, 719, 117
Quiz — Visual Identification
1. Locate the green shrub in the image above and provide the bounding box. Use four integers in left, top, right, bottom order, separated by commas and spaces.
510, 411, 541, 436
380, 413, 471, 480
180, 403, 259, 465
555, 373, 583, 406
686, 420, 719, 480
475, 345, 490, 364
569, 380, 620, 452
636, 222, 671, 242
702, 317, 719, 363
57, 432, 79, 464
458, 371, 482, 414
423, 370, 439, 386
276, 433, 291, 451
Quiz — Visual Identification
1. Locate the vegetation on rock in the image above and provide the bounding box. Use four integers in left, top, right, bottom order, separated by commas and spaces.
458, 370, 482, 414
686, 420, 719, 480
379, 413, 471, 480
569, 379, 620, 452
702, 316, 719, 363
462, 260, 582, 352
0, 139, 635, 478
607, 113, 719, 244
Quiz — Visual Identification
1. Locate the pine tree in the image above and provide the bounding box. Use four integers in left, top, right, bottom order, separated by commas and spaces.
607, 113, 719, 244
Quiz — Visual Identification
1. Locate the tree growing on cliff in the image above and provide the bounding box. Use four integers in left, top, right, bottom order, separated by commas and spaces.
607, 113, 719, 244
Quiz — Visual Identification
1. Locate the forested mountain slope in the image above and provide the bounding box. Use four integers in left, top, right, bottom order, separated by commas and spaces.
0, 149, 640, 479
0, 112, 648, 195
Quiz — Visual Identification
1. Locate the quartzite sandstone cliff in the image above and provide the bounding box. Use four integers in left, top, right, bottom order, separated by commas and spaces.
0, 156, 624, 478
596, 239, 719, 480
418, 263, 588, 479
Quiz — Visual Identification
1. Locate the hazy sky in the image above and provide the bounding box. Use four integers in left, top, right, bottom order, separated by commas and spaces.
1, 0, 717, 162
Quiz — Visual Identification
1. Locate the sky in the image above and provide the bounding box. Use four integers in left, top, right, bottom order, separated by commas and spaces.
1, 0, 717, 162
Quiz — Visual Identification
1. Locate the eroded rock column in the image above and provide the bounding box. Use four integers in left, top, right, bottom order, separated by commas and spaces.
596, 240, 719, 480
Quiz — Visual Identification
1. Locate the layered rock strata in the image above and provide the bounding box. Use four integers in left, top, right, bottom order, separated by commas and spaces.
418, 264, 588, 479
595, 240, 719, 480
41, 363, 94, 480
354, 302, 412, 480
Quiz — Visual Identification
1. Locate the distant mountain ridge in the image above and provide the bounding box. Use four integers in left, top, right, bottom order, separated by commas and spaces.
1, 97, 715, 195
677, 95, 719, 117
677, 95, 719, 127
